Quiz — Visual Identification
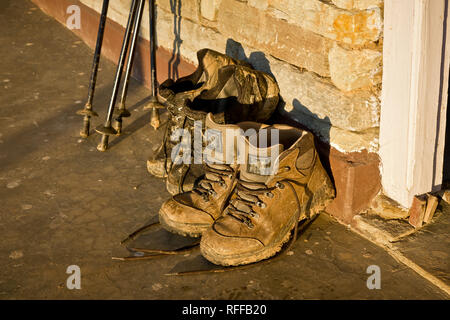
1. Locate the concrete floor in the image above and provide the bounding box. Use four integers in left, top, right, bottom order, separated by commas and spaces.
0, 0, 448, 299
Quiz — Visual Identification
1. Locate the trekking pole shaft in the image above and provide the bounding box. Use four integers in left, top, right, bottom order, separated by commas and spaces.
104, 0, 139, 126
149, 0, 161, 129
79, 0, 109, 138
96, 0, 139, 151
118, 0, 145, 109
149, 0, 157, 98
86, 0, 109, 107
115, 0, 145, 135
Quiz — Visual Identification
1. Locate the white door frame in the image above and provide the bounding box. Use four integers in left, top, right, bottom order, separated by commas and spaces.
380, 0, 450, 208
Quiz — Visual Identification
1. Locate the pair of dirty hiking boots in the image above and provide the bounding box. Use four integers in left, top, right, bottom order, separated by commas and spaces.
147, 49, 335, 266
147, 48, 279, 195
160, 113, 336, 266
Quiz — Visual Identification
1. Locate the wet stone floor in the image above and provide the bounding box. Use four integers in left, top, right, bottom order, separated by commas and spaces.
0, 0, 448, 299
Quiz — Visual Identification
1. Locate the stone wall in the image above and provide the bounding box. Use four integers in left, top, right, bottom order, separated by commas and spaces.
79, 0, 384, 154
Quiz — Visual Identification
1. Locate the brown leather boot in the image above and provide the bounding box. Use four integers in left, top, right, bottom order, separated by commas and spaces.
159, 113, 269, 237
147, 49, 251, 179
164, 63, 280, 195
200, 125, 335, 266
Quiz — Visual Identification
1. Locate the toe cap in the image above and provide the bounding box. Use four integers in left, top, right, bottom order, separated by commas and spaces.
200, 226, 264, 258
160, 197, 214, 225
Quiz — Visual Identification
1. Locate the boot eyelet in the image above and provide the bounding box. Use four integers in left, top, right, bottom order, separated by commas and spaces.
256, 201, 266, 208
266, 192, 274, 198
208, 189, 217, 196
251, 212, 259, 219
276, 182, 285, 189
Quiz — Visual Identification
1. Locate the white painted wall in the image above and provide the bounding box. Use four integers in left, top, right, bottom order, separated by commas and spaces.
380, 0, 450, 207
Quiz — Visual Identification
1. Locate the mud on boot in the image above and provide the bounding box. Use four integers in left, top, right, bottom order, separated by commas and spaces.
146, 112, 186, 178
200, 125, 335, 266
147, 49, 250, 180
159, 114, 269, 237
164, 63, 281, 195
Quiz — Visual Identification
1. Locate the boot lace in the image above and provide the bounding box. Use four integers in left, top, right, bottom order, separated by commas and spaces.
226, 166, 304, 229
192, 163, 236, 202
227, 180, 277, 228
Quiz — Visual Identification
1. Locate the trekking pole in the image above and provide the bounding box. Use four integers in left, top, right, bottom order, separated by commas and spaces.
114, 0, 146, 135
143, 0, 164, 130
77, 0, 109, 138
95, 0, 139, 152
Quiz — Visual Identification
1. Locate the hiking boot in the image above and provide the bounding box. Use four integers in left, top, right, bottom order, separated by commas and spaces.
165, 63, 280, 195
200, 125, 336, 266
146, 112, 184, 178
159, 113, 269, 237
147, 49, 250, 179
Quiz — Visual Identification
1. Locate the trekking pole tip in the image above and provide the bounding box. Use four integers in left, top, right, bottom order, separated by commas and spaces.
97, 134, 109, 152
115, 118, 123, 136
77, 103, 99, 138
80, 131, 89, 139
150, 110, 160, 130
143, 97, 164, 130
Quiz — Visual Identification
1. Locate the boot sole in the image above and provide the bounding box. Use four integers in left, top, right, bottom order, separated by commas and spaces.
200, 181, 335, 266
159, 206, 211, 238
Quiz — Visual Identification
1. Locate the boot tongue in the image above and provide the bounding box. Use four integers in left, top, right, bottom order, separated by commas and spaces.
239, 135, 284, 184
204, 113, 239, 167
229, 136, 283, 214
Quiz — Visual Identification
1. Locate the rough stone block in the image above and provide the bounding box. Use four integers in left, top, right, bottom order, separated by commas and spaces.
423, 195, 439, 224
442, 190, 450, 204
406, 193, 440, 228
408, 195, 427, 228
352, 214, 414, 244
248, 0, 269, 10
284, 107, 380, 152
79, 0, 104, 13
223, 43, 380, 152
324, 148, 381, 223
369, 194, 409, 220
268, 0, 383, 45
218, 0, 334, 77
140, 8, 228, 65
81, 0, 381, 153
279, 107, 379, 153
329, 44, 382, 91
269, 58, 380, 131
332, 0, 383, 11
156, 0, 199, 22
79, 0, 131, 27
200, 0, 222, 21
156, 3, 380, 145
